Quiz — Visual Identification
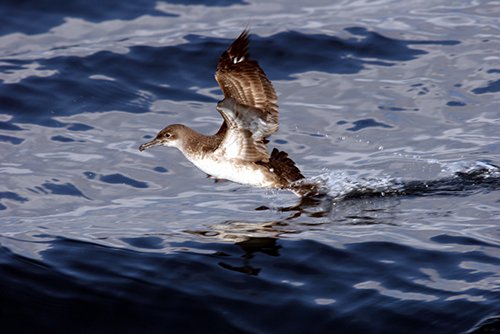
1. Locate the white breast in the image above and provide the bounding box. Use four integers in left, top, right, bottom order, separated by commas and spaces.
186, 156, 274, 188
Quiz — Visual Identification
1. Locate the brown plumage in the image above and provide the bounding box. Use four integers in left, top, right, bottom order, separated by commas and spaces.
214, 30, 280, 163
215, 30, 279, 124
139, 30, 321, 197
263, 148, 304, 182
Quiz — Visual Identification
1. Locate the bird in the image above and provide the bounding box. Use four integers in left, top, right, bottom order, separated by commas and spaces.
139, 30, 320, 197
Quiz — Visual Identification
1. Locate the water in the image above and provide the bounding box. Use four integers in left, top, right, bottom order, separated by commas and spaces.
1, 0, 500, 333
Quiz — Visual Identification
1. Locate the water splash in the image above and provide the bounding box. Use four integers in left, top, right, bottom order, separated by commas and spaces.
302, 160, 500, 200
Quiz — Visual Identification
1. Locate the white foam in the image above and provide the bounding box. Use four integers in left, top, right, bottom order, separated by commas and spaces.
304, 160, 500, 199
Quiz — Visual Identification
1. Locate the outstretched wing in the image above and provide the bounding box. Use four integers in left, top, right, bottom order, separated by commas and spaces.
216, 98, 276, 162
215, 30, 279, 139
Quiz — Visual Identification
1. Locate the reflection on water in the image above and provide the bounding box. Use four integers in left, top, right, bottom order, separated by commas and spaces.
1, 0, 500, 333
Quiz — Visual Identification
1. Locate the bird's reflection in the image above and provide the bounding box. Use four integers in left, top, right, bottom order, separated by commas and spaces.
186, 195, 335, 276
218, 237, 280, 276
184, 163, 500, 276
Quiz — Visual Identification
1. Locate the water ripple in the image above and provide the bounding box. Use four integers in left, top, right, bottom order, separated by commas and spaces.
1, 1, 499, 333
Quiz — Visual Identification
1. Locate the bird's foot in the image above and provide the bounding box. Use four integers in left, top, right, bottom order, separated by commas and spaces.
207, 174, 228, 183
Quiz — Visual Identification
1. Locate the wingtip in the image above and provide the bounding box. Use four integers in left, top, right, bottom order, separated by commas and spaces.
238, 28, 250, 41
220, 29, 251, 67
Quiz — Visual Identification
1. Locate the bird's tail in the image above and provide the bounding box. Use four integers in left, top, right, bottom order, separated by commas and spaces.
266, 148, 323, 197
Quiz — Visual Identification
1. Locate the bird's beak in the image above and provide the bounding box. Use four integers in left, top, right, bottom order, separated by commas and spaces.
139, 138, 160, 151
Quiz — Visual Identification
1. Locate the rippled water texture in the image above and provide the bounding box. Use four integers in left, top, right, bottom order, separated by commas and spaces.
1, 0, 500, 333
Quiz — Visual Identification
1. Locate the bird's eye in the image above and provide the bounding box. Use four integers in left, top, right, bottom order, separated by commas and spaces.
164, 133, 171, 138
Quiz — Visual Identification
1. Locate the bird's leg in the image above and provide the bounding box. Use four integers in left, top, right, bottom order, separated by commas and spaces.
206, 174, 228, 183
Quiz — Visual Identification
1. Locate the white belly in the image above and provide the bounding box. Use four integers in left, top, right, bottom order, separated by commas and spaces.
187, 156, 274, 188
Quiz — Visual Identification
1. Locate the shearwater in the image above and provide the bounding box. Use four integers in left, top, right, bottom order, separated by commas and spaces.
139, 30, 320, 197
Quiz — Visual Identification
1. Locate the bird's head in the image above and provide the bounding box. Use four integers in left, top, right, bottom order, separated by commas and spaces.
139, 124, 187, 151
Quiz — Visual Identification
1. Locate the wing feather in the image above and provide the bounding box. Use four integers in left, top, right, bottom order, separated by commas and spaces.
214, 30, 279, 163
216, 98, 271, 162
215, 30, 278, 135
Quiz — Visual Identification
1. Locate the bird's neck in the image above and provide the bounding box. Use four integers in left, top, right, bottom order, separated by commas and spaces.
178, 127, 224, 159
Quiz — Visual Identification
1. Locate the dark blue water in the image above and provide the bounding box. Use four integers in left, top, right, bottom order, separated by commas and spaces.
2, 236, 499, 333
1, 0, 500, 333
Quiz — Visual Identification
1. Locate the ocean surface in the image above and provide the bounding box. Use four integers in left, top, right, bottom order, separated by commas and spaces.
1, 0, 500, 333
